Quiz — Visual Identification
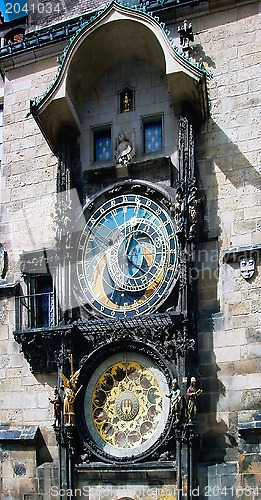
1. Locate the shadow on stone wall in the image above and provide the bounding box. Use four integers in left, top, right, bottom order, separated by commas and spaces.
203, 117, 261, 191
197, 116, 261, 246
36, 428, 53, 467
194, 115, 260, 493
190, 44, 216, 71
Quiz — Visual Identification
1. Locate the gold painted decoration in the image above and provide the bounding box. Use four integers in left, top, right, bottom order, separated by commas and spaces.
91, 361, 162, 449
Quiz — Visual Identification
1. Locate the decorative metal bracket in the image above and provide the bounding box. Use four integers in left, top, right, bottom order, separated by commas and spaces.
13, 312, 196, 373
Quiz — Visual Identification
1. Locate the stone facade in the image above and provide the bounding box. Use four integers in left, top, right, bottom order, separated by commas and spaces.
194, 2, 261, 492
0, 1, 260, 499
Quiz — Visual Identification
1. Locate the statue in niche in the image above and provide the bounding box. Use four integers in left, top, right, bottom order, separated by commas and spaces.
166, 378, 182, 423
119, 84, 134, 113
123, 92, 131, 112
115, 131, 135, 167
187, 186, 204, 240
186, 377, 203, 422
49, 386, 62, 426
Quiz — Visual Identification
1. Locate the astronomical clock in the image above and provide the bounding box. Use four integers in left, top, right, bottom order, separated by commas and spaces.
75, 180, 179, 319
73, 180, 181, 463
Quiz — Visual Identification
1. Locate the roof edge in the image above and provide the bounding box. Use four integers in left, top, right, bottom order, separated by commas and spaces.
30, 0, 211, 114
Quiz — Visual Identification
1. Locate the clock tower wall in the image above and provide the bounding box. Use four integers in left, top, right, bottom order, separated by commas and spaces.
6, 1, 261, 499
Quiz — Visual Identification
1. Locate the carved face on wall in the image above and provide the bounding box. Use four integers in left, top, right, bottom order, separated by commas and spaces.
240, 257, 255, 279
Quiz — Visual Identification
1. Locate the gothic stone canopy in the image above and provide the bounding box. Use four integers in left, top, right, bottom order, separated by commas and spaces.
31, 1, 209, 151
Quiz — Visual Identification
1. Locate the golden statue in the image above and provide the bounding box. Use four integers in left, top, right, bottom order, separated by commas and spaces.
123, 91, 130, 112
60, 356, 81, 426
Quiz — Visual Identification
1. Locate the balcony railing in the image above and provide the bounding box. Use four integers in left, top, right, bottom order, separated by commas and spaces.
16, 292, 55, 331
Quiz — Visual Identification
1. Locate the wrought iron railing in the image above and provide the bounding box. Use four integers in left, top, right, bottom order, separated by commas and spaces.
16, 292, 55, 330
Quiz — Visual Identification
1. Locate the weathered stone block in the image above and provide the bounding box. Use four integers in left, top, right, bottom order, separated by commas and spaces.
239, 454, 261, 474
215, 346, 241, 363
241, 388, 261, 411
232, 314, 258, 329
233, 358, 261, 375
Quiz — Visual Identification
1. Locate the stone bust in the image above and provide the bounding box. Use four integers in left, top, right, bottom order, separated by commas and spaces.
115, 131, 135, 167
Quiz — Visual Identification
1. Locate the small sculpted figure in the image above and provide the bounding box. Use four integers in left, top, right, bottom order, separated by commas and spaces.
115, 131, 135, 167
49, 386, 62, 426
60, 368, 81, 426
186, 377, 203, 422
167, 378, 182, 423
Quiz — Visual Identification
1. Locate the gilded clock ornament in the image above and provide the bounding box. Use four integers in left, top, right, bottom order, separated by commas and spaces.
76, 182, 179, 319
82, 352, 171, 461
91, 361, 162, 450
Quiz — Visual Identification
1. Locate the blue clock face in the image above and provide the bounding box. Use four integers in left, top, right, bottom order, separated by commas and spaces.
76, 187, 178, 318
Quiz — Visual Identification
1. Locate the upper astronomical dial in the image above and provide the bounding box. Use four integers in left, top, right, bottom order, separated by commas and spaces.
76, 190, 178, 318
106, 216, 168, 292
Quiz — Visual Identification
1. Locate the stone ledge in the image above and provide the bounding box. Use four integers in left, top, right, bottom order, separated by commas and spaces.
76, 460, 176, 480
223, 244, 261, 263
0, 425, 38, 441
0, 281, 20, 296
238, 421, 261, 434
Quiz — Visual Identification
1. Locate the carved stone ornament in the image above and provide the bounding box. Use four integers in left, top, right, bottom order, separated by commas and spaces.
187, 186, 204, 241
14, 329, 62, 373
115, 130, 135, 167
13, 311, 195, 374
178, 20, 194, 54
240, 257, 255, 279
119, 83, 135, 113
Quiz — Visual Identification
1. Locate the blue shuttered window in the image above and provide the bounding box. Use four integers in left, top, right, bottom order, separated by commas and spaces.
144, 120, 162, 153
94, 129, 111, 162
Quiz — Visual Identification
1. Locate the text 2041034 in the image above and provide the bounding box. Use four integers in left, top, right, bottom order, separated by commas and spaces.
5, 1, 61, 16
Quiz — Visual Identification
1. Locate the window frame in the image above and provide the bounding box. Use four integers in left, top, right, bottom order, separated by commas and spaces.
92, 124, 112, 164
19, 273, 55, 329
142, 114, 163, 155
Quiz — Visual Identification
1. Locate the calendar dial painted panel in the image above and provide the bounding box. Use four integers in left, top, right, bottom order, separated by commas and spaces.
82, 352, 171, 460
